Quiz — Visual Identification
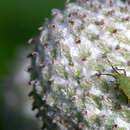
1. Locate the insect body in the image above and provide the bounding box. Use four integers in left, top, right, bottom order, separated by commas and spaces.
96, 63, 130, 103
118, 75, 130, 101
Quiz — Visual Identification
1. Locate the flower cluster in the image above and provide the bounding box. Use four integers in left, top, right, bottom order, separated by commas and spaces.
28, 0, 130, 129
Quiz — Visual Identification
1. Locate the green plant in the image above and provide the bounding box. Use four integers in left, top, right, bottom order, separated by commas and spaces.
28, 0, 130, 129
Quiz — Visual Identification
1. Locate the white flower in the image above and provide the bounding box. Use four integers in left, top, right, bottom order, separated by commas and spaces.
28, 0, 130, 129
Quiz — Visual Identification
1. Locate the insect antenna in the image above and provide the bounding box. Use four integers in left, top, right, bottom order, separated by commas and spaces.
96, 73, 119, 86
98, 73, 117, 79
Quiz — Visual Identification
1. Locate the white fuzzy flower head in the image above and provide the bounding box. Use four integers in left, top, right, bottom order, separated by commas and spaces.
28, 0, 130, 129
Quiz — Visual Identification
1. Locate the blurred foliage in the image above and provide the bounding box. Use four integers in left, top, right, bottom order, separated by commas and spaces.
0, 0, 69, 78
121, 0, 127, 2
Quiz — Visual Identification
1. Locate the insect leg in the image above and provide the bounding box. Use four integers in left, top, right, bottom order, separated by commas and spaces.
115, 67, 126, 76
106, 59, 120, 74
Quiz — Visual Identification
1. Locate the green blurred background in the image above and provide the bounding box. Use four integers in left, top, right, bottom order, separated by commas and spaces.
0, 0, 76, 129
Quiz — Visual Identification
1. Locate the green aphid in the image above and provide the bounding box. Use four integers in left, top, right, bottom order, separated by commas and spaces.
96, 60, 130, 103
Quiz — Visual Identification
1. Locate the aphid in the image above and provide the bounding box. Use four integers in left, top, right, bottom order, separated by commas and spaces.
96, 60, 130, 103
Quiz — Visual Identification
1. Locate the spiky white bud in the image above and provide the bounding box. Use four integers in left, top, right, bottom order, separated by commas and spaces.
28, 0, 130, 129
